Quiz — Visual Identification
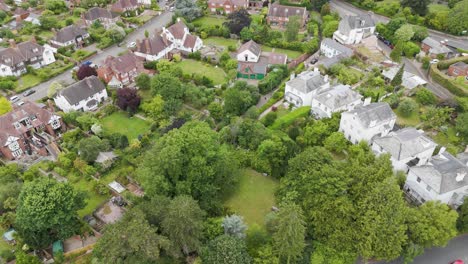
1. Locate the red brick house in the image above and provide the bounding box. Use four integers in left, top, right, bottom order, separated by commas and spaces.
0, 101, 64, 160
421, 37, 453, 59
448, 62, 468, 77
208, 0, 249, 14
97, 53, 148, 87
267, 2, 308, 29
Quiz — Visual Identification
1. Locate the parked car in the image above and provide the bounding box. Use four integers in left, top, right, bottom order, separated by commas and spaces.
430, 59, 440, 64
127, 42, 136, 48
22, 89, 36, 97
82, 61, 92, 66
310, 58, 318, 64
16, 101, 24, 106
9, 95, 19, 103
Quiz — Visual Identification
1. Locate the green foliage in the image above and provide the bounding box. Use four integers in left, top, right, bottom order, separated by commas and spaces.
175, 0, 202, 21
202, 235, 252, 264
135, 73, 151, 90
285, 16, 300, 42
401, 0, 431, 16
456, 197, 468, 232
15, 251, 41, 264
402, 42, 420, 58
397, 99, 418, 117
391, 64, 405, 88
323, 132, 348, 153
78, 136, 107, 163
224, 9, 252, 35
258, 65, 288, 94
15, 178, 86, 249
447, 0, 468, 35
270, 106, 310, 130
257, 135, 296, 177
420, 106, 453, 129
394, 24, 414, 42
390, 43, 403, 63
141, 95, 166, 123
456, 112, 468, 140
224, 81, 260, 116
415, 88, 436, 105
273, 202, 306, 263
262, 112, 277, 127
222, 214, 247, 239
0, 97, 12, 115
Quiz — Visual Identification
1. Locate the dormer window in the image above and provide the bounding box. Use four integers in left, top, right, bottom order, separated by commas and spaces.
5, 58, 11, 63
14, 122, 21, 129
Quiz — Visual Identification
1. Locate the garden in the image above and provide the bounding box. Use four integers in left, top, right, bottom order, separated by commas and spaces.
101, 112, 151, 140
177, 59, 227, 85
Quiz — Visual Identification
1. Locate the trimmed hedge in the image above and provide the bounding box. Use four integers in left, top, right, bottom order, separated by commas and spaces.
430, 57, 468, 97
270, 106, 310, 130
437, 56, 468, 70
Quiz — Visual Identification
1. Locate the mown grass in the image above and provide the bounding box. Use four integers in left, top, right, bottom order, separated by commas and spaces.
177, 59, 227, 85
101, 112, 150, 140
270, 106, 310, 130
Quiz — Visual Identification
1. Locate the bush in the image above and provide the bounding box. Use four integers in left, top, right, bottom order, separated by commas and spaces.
258, 65, 289, 94
93, 182, 110, 195
398, 99, 418, 117
270, 106, 310, 130
430, 63, 468, 97
262, 112, 278, 127
415, 88, 437, 105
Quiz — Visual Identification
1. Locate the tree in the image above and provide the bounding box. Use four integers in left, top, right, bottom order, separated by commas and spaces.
175, 0, 202, 21
202, 235, 252, 264
141, 95, 165, 121
321, 20, 339, 38
447, 0, 468, 35
285, 16, 300, 42
208, 102, 224, 121
223, 81, 259, 116
257, 136, 294, 178
0, 97, 12, 115
402, 41, 420, 58
273, 203, 306, 264
116, 88, 141, 113
162, 195, 205, 257
76, 65, 97, 80
47, 81, 63, 98
76, 113, 98, 131
93, 209, 169, 263
407, 201, 458, 248
411, 25, 428, 41
78, 136, 104, 163
39, 14, 59, 30
400, 0, 431, 16
135, 73, 150, 90
456, 112, 468, 140
45, 0, 67, 14
397, 99, 418, 117
420, 106, 453, 129
390, 43, 403, 63
224, 9, 251, 35
456, 197, 468, 232
222, 215, 247, 239
262, 111, 277, 127
323, 132, 348, 153
391, 64, 405, 88
15, 251, 41, 264
151, 73, 185, 101
415, 88, 436, 105
394, 24, 414, 42
15, 178, 85, 249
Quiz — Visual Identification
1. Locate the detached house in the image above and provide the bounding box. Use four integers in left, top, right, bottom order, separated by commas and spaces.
284, 68, 330, 107
421, 37, 453, 59
320, 38, 353, 59
51, 25, 89, 48
0, 101, 63, 160
54, 76, 108, 113
208, 0, 248, 14
372, 128, 437, 172
111, 0, 143, 15
339, 102, 396, 144
0, 39, 56, 77
134, 19, 202, 61
310, 84, 362, 118
333, 14, 375, 45
448, 62, 468, 77
97, 53, 148, 87
267, 2, 307, 29
405, 150, 468, 208
82, 7, 120, 29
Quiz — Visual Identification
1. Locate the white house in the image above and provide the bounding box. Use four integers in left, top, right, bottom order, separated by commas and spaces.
311, 84, 362, 118
339, 102, 396, 144
404, 150, 468, 208
285, 68, 330, 107
0, 40, 56, 77
372, 128, 437, 172
333, 14, 375, 45
54, 76, 108, 113
236, 40, 261, 62
50, 25, 89, 48
382, 66, 427, 90
320, 38, 353, 58
161, 19, 203, 53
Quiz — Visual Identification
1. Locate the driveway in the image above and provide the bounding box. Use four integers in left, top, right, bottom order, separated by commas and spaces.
19, 11, 174, 102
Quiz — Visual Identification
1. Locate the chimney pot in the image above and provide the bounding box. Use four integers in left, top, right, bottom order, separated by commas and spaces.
363, 97, 371, 106
9, 39, 16, 48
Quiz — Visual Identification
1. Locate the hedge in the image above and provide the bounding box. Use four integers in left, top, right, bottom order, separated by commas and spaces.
437, 56, 468, 70
430, 59, 468, 97
270, 106, 310, 130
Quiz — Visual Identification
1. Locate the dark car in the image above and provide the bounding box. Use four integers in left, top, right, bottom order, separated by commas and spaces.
22, 89, 36, 97
82, 60, 92, 66
310, 58, 318, 64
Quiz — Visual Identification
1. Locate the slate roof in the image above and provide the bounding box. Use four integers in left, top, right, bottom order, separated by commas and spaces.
167, 21, 188, 40
445, 40, 468, 52
373, 128, 436, 161
53, 25, 88, 44
238, 40, 261, 58
17, 41, 44, 61
313, 84, 362, 110
101, 53, 144, 74
338, 14, 375, 35
268, 52, 287, 65
57, 76, 106, 105
422, 37, 451, 54
382, 67, 427, 89
0, 47, 25, 67
111, 0, 140, 11
268, 2, 306, 18
410, 152, 468, 194
286, 70, 328, 94
83, 7, 119, 21
183, 34, 197, 49
237, 56, 268, 75
450, 61, 468, 70
321, 38, 353, 57
346, 102, 395, 128
136, 35, 171, 55
0, 41, 44, 67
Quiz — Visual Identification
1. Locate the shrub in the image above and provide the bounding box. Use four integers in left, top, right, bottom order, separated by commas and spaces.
415, 88, 437, 105
398, 99, 418, 117
270, 106, 310, 130
262, 112, 278, 127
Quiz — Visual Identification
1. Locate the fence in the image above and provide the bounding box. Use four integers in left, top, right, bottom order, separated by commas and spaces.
287, 53, 311, 70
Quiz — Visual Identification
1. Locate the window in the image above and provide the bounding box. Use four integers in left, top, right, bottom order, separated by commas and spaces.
416, 177, 421, 183
421, 198, 426, 203
12, 148, 23, 158
14, 122, 20, 129
51, 119, 61, 129
8, 141, 20, 151
426, 185, 431, 192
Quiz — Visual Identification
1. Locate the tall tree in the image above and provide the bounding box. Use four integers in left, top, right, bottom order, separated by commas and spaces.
202, 235, 252, 264
224, 9, 252, 35
116, 88, 141, 113
400, 0, 431, 16
222, 214, 247, 239
162, 195, 205, 257
394, 24, 414, 42
390, 43, 403, 63
135, 73, 151, 90
150, 73, 185, 101
15, 178, 86, 249
93, 209, 169, 263
273, 203, 306, 264
78, 136, 106, 163
0, 97, 12, 115
391, 63, 405, 88
456, 197, 468, 233
285, 16, 300, 42
47, 81, 63, 98
447, 0, 468, 35
76, 65, 97, 80
175, 0, 202, 21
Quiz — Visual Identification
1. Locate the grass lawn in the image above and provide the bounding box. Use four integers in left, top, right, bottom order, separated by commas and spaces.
432, 126, 463, 155
428, 4, 450, 13
0, 227, 14, 252
396, 109, 421, 127
72, 49, 96, 62
16, 74, 42, 92
177, 59, 227, 85
101, 112, 150, 140
73, 178, 109, 218
261, 46, 303, 59
15, 61, 74, 92
193, 16, 226, 27
204, 37, 239, 49
225, 169, 278, 227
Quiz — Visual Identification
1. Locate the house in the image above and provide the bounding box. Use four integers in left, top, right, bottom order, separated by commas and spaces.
448, 61, 468, 77
371, 128, 437, 172
111, 0, 142, 15
24, 13, 41, 25
236, 40, 287, 80
50, 25, 89, 48
320, 38, 353, 59
421, 37, 453, 59
97, 53, 147, 87
0, 0, 10, 12
0, 101, 63, 160
382, 66, 427, 90
208, 0, 248, 14
311, 84, 362, 118
54, 76, 108, 113
404, 150, 468, 208
0, 39, 56, 77
333, 14, 375, 45
339, 102, 396, 144
267, 2, 307, 29
82, 7, 120, 28
134, 19, 203, 61
284, 68, 330, 107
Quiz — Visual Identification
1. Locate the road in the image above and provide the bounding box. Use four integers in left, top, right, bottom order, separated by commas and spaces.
20, 11, 173, 102
329, 0, 468, 49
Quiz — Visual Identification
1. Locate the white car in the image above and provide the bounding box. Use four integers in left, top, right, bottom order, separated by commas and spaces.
9, 95, 19, 103
127, 42, 136, 48
430, 59, 439, 64
16, 101, 25, 106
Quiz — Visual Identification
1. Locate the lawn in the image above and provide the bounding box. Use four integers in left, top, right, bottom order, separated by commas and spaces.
193, 16, 226, 27
177, 59, 227, 85
0, 227, 14, 253
72, 49, 96, 62
261, 46, 303, 59
396, 109, 421, 127
16, 74, 42, 92
225, 169, 278, 227
73, 178, 109, 218
428, 4, 450, 13
432, 126, 463, 155
204, 37, 239, 49
15, 61, 74, 92
101, 112, 150, 140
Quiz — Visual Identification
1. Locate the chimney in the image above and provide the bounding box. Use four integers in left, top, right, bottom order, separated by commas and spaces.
30, 36, 36, 44
361, 19, 365, 26
9, 39, 16, 48
324, 74, 329, 83
136, 39, 141, 51
313, 67, 318, 72
145, 39, 150, 53
363, 97, 371, 106
456, 172, 466, 182
290, 72, 295, 80
438, 146, 446, 155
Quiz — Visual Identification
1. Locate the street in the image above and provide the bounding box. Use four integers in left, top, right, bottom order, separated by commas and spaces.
20, 11, 173, 102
